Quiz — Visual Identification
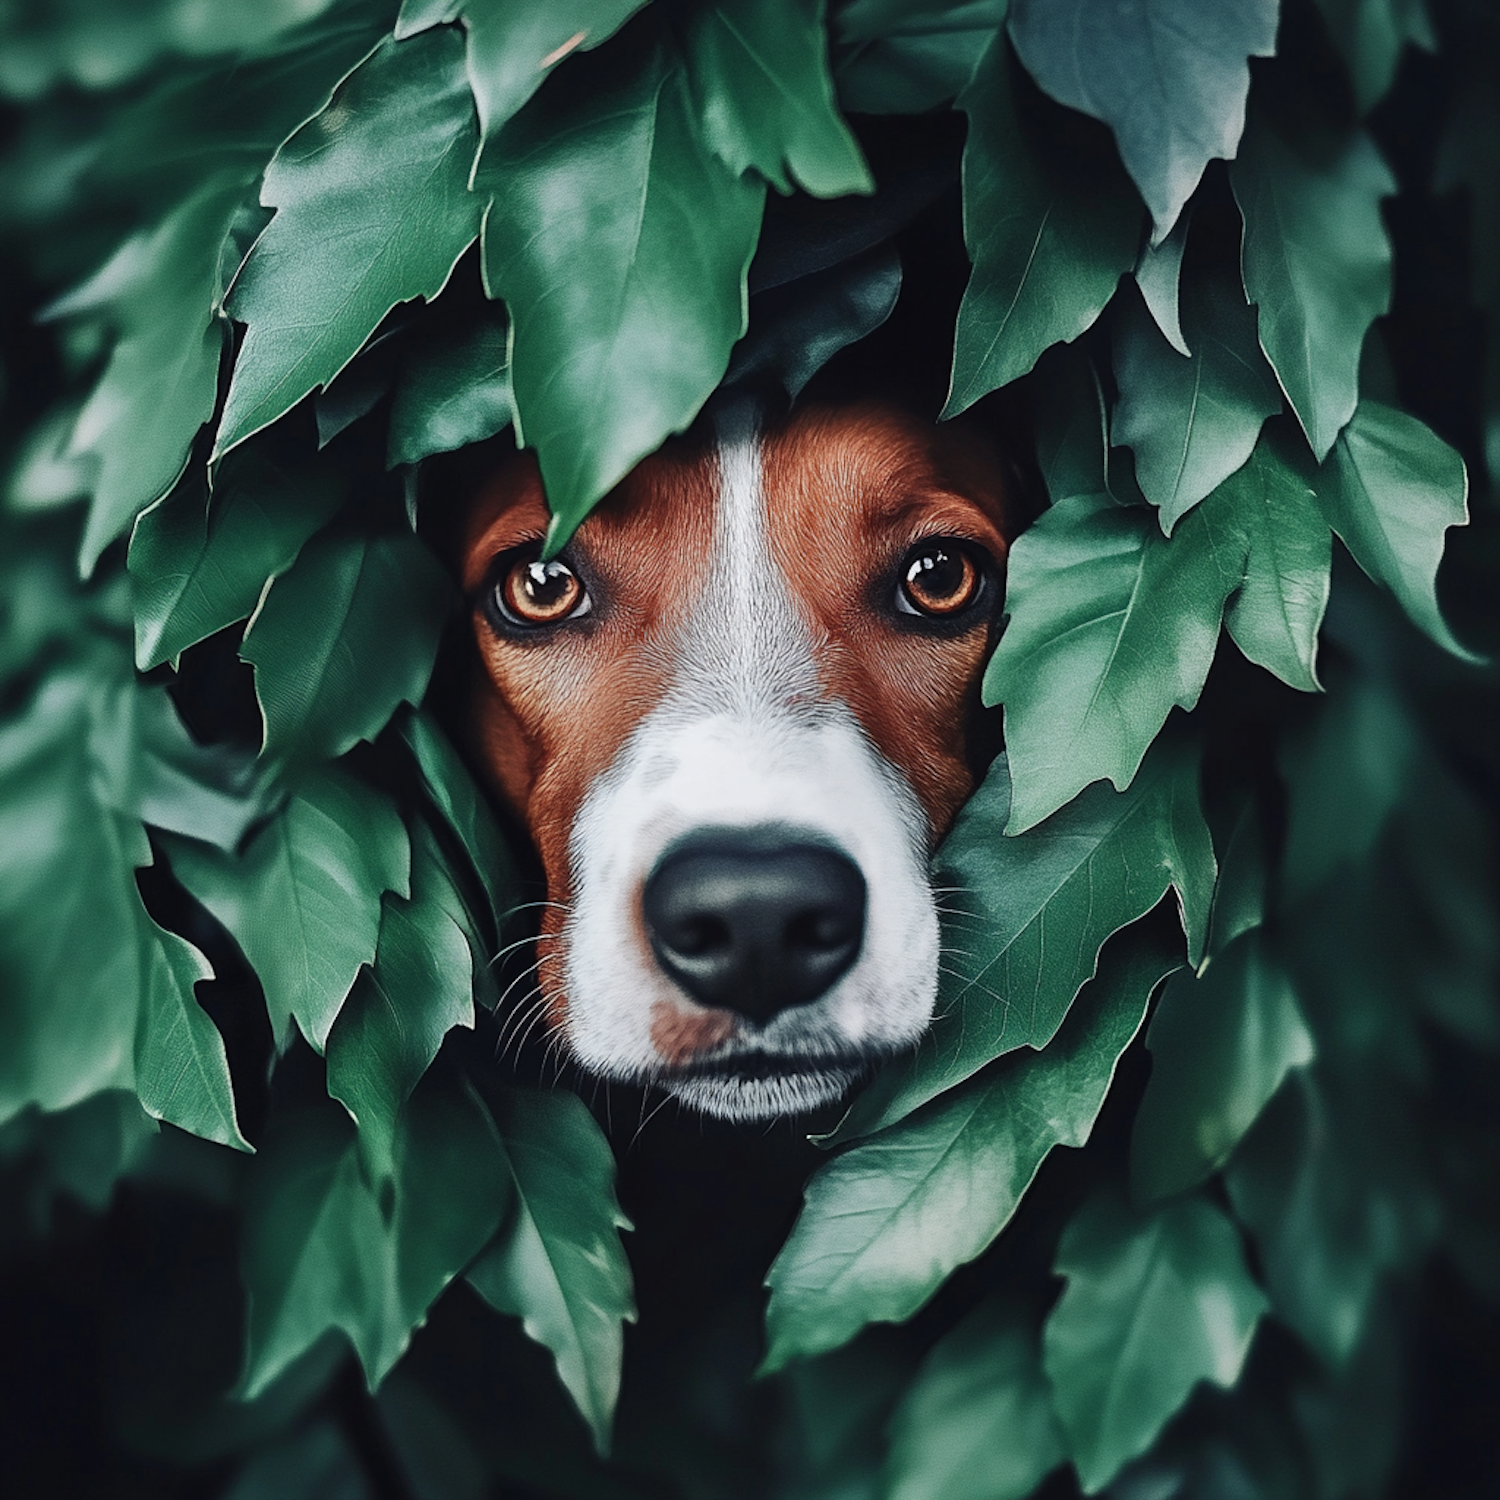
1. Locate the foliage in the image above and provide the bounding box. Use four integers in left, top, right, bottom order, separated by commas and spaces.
1, 0, 1498, 1497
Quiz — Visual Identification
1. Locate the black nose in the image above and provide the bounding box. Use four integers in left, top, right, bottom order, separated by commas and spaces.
641, 831, 867, 1025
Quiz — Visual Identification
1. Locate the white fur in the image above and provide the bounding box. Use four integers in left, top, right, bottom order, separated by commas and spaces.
560, 404, 939, 1120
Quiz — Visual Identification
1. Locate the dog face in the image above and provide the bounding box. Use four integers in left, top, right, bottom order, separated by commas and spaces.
461, 401, 1014, 1120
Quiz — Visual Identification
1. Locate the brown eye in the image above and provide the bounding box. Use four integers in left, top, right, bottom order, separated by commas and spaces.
494, 555, 590, 627
897, 539, 983, 618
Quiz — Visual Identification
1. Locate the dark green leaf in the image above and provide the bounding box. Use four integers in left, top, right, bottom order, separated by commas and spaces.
828, 741, 1212, 1141
1309, 401, 1474, 658
1131, 932, 1314, 1204
216, 30, 482, 459
327, 825, 477, 1185
683, 0, 872, 197
221, 1422, 371, 1500
945, 37, 1141, 416
1231, 115, 1394, 460
167, 766, 410, 1051
765, 918, 1180, 1367
1133, 210, 1191, 356
481, 29, 764, 549
883, 1296, 1065, 1500
128, 444, 346, 671
388, 313, 512, 467
831, 0, 1005, 114
1043, 1192, 1267, 1492
239, 529, 456, 767
1313, 0, 1436, 114
1009, 0, 1277, 243
1112, 268, 1282, 533
467, 1089, 634, 1453
241, 1075, 511, 1396
1027, 341, 1110, 502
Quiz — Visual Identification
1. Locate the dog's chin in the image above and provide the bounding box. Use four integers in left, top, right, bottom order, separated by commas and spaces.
663, 1064, 862, 1123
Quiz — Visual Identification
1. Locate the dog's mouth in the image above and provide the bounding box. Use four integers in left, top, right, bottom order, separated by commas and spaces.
644, 1044, 880, 1123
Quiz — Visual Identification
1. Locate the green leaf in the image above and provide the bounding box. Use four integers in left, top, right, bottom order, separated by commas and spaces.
50, 174, 246, 575
1028, 341, 1110, 502
1309, 401, 1474, 658
1043, 1192, 1268, 1492
764, 917, 1180, 1368
1231, 115, 1394, 460
459, 0, 650, 146
683, 0, 872, 197
1313, 0, 1436, 114
883, 1296, 1065, 1500
830, 0, 1005, 114
326, 826, 477, 1186
215, 29, 482, 460
167, 766, 410, 1052
987, 432, 1328, 830
480, 28, 764, 548
467, 1090, 634, 1454
1112, 267, 1283, 533
240, 529, 456, 767
828, 740, 1213, 1141
1131, 932, 1314, 1204
128, 442, 347, 671
945, 37, 1141, 416
388, 313, 512, 467
1008, 0, 1277, 243
1133, 209, 1191, 356
241, 1074, 511, 1396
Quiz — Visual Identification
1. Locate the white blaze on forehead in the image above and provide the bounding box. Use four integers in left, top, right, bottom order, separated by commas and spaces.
560, 403, 940, 1120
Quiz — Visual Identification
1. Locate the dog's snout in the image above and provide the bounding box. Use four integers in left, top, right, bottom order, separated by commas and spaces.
642, 833, 867, 1025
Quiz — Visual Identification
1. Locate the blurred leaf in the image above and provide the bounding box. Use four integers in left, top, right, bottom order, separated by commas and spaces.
467, 1090, 634, 1454
883, 1296, 1065, 1500
216, 29, 482, 460
830, 0, 1005, 113
945, 37, 1141, 416
241, 1074, 511, 1396
829, 741, 1212, 1141
765, 918, 1180, 1368
1131, 932, 1313, 1204
388, 313, 512, 467
1043, 1191, 1267, 1492
1231, 115, 1393, 460
683, 0, 872, 197
221, 1420, 373, 1500
1112, 268, 1282, 533
240, 529, 456, 767
481, 27, 764, 550
327, 825, 477, 1185
1009, 0, 1277, 243
1133, 210, 1191, 356
51, 173, 246, 575
1312, 0, 1435, 114
1309, 401, 1475, 658
167, 766, 410, 1051
129, 444, 346, 671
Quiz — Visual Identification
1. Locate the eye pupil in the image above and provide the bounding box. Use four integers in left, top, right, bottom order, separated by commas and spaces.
497, 555, 586, 625
901, 542, 980, 616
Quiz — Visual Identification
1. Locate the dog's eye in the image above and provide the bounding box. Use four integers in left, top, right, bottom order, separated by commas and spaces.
494, 556, 590, 627
896, 539, 983, 618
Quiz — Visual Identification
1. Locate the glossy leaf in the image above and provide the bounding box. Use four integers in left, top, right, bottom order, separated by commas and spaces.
128, 443, 346, 671
1232, 116, 1394, 459
1112, 268, 1282, 533
1009, 0, 1277, 243
831, 0, 1005, 114
946, 37, 1141, 416
765, 919, 1180, 1368
239, 529, 456, 767
467, 1090, 635, 1453
683, 0, 872, 197
1131, 932, 1314, 1204
216, 30, 482, 460
1313, 0, 1436, 114
1310, 401, 1474, 658
241, 1077, 511, 1397
167, 766, 410, 1051
387, 313, 512, 468
326, 826, 477, 1185
829, 742, 1213, 1141
1043, 1192, 1268, 1492
481, 30, 764, 549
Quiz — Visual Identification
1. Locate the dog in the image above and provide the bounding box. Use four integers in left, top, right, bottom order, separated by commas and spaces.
460, 399, 1016, 1122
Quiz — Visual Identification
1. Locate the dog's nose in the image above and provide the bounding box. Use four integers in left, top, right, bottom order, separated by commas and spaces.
642, 833, 867, 1025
